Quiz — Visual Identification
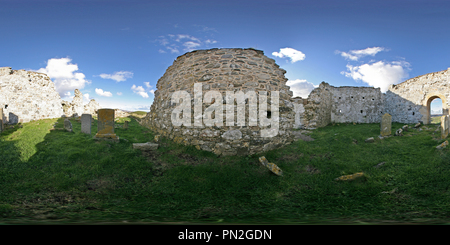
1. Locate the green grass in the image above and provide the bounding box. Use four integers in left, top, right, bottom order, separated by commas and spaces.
431, 115, 442, 124
1, 118, 450, 224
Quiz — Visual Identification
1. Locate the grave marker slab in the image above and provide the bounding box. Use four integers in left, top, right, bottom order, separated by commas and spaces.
94, 108, 119, 142
441, 116, 448, 139
0, 108, 3, 133
380, 113, 392, 136
81, 114, 92, 134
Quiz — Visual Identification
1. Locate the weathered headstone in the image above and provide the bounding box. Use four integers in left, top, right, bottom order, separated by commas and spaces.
124, 120, 129, 129
94, 108, 119, 142
81, 114, 92, 134
380, 113, 392, 136
64, 118, 73, 132
0, 108, 3, 133
441, 115, 449, 139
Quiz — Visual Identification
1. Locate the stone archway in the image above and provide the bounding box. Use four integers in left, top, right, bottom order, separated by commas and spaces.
422, 93, 449, 124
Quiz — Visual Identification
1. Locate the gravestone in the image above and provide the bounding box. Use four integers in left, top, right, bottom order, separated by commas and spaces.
380, 113, 392, 136
94, 108, 119, 142
124, 120, 129, 129
442, 115, 449, 139
81, 114, 92, 134
0, 108, 3, 133
64, 118, 73, 132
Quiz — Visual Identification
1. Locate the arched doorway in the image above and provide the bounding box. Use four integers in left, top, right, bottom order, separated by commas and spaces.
429, 97, 443, 124
424, 93, 448, 124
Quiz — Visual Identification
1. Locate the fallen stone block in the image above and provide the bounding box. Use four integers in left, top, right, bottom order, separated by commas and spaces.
414, 122, 421, 128
395, 128, 403, 136
374, 162, 386, 169
133, 142, 159, 151
258, 156, 283, 176
335, 172, 364, 181
365, 137, 374, 143
436, 140, 448, 150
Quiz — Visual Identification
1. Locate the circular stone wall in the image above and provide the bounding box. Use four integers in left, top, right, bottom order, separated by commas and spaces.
143, 48, 298, 156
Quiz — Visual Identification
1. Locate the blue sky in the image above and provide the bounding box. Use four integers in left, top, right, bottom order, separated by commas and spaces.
1, 0, 449, 113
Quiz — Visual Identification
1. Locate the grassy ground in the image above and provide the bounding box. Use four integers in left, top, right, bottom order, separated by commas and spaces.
0, 117, 449, 224
431, 115, 442, 124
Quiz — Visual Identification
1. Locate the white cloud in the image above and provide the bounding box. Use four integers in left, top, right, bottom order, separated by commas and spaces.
272, 48, 305, 63
166, 46, 180, 54
95, 88, 113, 97
35, 57, 90, 98
205, 39, 217, 44
286, 79, 318, 98
336, 47, 386, 61
117, 92, 123, 96
183, 41, 201, 51
83, 93, 90, 104
342, 61, 409, 92
175, 34, 200, 43
98, 71, 133, 82
131, 84, 149, 98
144, 82, 152, 88
158, 33, 217, 54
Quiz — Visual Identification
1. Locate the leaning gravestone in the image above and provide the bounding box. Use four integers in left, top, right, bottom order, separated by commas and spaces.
124, 120, 129, 129
94, 108, 119, 142
81, 114, 92, 134
380, 113, 392, 136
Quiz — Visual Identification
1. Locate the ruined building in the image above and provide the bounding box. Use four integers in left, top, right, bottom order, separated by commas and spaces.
141, 48, 450, 156
0, 67, 101, 124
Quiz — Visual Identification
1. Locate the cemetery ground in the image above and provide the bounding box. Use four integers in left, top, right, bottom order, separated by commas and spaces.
1, 114, 450, 225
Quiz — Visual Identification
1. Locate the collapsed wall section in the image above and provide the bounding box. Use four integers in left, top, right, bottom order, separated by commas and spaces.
142, 48, 297, 156
0, 67, 64, 124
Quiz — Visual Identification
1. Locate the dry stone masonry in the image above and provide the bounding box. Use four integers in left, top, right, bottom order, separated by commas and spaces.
141, 48, 297, 156
0, 67, 102, 124
0, 67, 64, 124
141, 48, 450, 156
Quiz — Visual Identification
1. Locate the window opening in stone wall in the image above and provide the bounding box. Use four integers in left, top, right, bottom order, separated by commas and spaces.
351, 96, 353, 98
413, 112, 415, 116
360, 110, 363, 113
5, 105, 7, 109
267, 111, 272, 119
362, 97, 365, 99
339, 97, 341, 99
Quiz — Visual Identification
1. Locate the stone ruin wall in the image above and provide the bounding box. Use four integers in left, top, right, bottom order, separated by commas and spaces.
0, 67, 64, 124
141, 48, 298, 156
384, 68, 450, 124
329, 85, 384, 124
0, 67, 103, 125
295, 68, 450, 128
